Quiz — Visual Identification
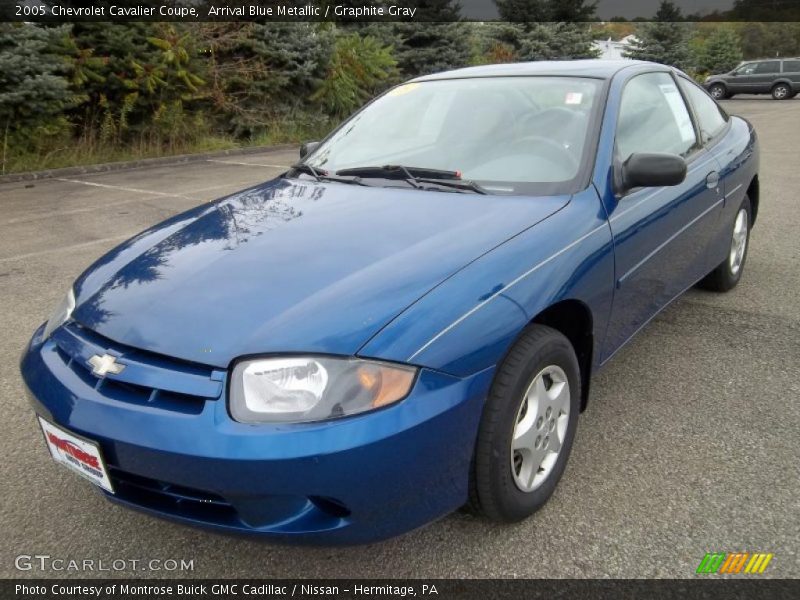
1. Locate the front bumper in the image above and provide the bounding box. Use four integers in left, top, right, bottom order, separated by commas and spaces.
21, 323, 493, 544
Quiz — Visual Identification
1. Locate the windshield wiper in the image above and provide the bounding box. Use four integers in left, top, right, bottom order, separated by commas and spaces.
336, 165, 462, 180
288, 164, 371, 187
414, 178, 489, 195
334, 165, 487, 194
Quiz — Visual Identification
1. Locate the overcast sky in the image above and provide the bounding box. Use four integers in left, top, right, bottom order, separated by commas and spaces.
459, 0, 737, 20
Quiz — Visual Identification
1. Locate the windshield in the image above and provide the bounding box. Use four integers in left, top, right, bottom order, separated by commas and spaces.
304, 76, 603, 195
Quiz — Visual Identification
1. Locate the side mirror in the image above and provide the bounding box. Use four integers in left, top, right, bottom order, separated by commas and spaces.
300, 141, 319, 159
619, 153, 687, 193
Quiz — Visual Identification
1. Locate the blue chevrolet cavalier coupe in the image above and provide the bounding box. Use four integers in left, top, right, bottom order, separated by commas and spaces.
22, 60, 759, 544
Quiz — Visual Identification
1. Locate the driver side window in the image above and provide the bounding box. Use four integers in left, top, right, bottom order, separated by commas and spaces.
616, 72, 697, 161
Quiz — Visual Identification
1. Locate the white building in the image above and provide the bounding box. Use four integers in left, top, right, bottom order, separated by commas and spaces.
593, 35, 638, 60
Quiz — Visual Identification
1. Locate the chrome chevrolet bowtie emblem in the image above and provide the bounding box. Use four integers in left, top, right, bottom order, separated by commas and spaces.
87, 354, 125, 377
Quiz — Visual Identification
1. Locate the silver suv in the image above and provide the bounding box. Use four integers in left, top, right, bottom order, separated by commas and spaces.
705, 58, 800, 100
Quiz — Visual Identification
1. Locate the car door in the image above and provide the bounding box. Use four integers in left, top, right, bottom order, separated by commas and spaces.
749, 60, 782, 93
602, 71, 724, 360
676, 76, 736, 273
727, 62, 756, 93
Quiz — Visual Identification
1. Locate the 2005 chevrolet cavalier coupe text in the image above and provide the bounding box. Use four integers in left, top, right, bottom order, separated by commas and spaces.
22, 60, 759, 544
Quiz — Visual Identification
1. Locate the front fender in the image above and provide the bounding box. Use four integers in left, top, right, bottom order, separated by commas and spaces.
358, 187, 616, 377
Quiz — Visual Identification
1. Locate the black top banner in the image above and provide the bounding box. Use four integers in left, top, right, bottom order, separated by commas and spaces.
6, 579, 800, 600
2, 0, 800, 23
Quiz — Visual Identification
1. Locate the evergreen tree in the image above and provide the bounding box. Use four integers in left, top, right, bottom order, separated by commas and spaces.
389, 1, 472, 78
253, 23, 334, 104
0, 23, 73, 173
394, 22, 473, 77
624, 1, 691, 69
197, 23, 335, 135
480, 22, 598, 63
66, 23, 162, 141
312, 34, 397, 117
696, 28, 743, 74
0, 24, 72, 132
654, 0, 683, 21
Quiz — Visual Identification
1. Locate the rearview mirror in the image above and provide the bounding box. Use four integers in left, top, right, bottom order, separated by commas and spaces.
619, 153, 687, 193
300, 141, 319, 159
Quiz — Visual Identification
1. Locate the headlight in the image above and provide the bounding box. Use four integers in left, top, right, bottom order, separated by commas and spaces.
229, 356, 417, 424
42, 288, 75, 339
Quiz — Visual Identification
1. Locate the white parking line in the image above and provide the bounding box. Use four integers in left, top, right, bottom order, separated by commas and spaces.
57, 178, 192, 199
5, 198, 148, 225
0, 235, 130, 263
206, 159, 290, 168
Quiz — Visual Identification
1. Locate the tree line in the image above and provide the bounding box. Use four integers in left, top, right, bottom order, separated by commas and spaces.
1, 0, 798, 174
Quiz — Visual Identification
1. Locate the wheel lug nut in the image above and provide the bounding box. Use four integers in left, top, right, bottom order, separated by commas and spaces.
546, 407, 552, 418
535, 435, 542, 448
549, 420, 555, 431
544, 435, 550, 447
536, 416, 544, 429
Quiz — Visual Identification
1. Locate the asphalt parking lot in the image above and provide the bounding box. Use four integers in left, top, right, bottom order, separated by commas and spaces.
1, 97, 798, 579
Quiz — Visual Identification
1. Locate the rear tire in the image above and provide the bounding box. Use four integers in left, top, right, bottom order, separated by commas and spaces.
469, 325, 580, 522
772, 83, 791, 100
709, 83, 728, 100
698, 196, 752, 292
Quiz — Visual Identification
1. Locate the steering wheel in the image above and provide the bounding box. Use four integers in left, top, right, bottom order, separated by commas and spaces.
501, 135, 580, 172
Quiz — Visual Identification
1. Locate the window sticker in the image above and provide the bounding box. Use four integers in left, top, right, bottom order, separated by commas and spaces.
659, 83, 696, 144
565, 92, 583, 105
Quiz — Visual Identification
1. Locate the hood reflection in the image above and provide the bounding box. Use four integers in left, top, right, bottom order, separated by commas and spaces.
78, 179, 326, 325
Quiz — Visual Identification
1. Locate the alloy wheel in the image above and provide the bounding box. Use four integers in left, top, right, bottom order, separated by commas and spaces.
729, 207, 748, 275
773, 85, 789, 99
510, 365, 570, 492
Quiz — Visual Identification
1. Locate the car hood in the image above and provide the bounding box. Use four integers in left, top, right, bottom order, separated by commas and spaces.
73, 178, 569, 368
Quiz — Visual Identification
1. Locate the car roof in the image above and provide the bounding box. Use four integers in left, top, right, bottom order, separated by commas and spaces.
412, 59, 662, 82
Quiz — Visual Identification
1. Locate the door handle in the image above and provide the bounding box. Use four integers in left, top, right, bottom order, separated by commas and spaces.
706, 171, 720, 189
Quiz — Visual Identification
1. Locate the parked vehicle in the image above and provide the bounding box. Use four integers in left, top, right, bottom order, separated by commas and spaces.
22, 60, 760, 544
705, 57, 800, 100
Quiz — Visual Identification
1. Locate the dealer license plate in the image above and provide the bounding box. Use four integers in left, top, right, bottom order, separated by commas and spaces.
38, 417, 114, 493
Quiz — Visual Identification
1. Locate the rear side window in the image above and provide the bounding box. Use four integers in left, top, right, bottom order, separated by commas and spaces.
783, 60, 800, 73
754, 61, 781, 74
679, 78, 728, 143
616, 72, 697, 160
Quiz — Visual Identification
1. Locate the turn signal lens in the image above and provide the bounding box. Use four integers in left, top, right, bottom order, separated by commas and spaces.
357, 365, 417, 408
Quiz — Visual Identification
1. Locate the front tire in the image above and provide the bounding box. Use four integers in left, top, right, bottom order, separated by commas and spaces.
709, 83, 728, 100
698, 196, 752, 292
772, 83, 791, 100
469, 325, 580, 522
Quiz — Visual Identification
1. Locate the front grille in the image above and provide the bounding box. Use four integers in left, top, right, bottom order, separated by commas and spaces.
109, 467, 239, 525
50, 322, 225, 415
